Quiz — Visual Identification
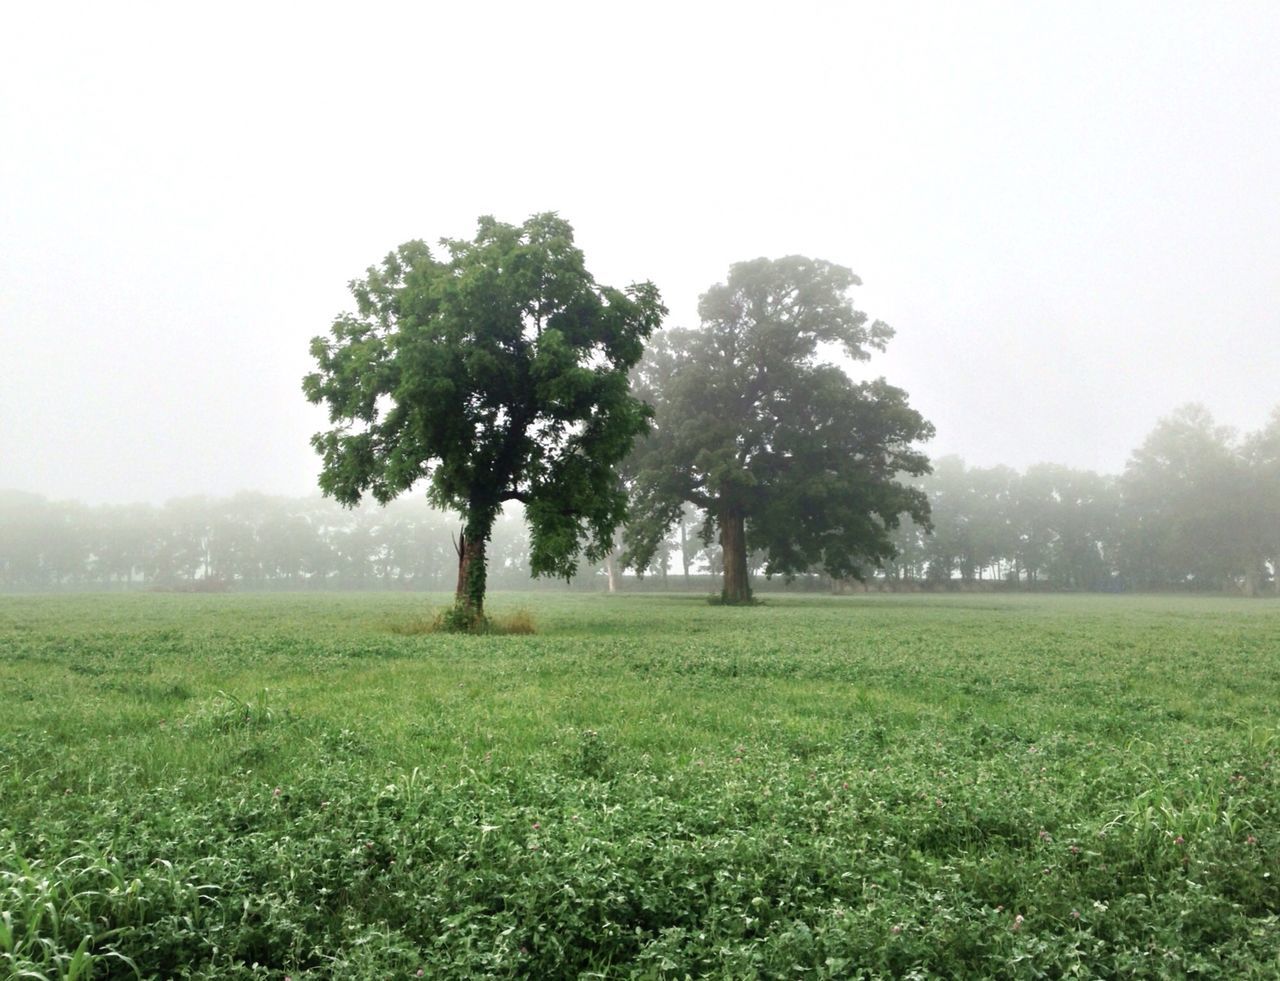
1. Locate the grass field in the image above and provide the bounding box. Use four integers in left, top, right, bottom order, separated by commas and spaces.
2, 592, 1278, 978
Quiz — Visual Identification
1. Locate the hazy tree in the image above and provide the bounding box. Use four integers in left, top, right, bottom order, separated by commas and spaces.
601, 543, 623, 593
208, 492, 274, 584
305, 214, 664, 626
0, 491, 48, 585
298, 498, 345, 585
90, 503, 155, 585
884, 509, 928, 582
918, 456, 970, 584
917, 459, 1117, 590
0, 493, 89, 586
338, 509, 381, 586
625, 257, 932, 603
964, 465, 1019, 581
375, 500, 452, 585
668, 504, 704, 587
488, 506, 532, 588
1243, 405, 1280, 595
41, 500, 89, 585
143, 498, 210, 584
1011, 466, 1054, 585
256, 509, 316, 584
1023, 464, 1117, 590
1119, 404, 1254, 591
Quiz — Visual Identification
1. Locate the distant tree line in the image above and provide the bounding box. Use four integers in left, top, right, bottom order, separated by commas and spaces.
0, 493, 537, 591
4, 403, 1277, 595
0, 491, 738, 593
884, 404, 1280, 595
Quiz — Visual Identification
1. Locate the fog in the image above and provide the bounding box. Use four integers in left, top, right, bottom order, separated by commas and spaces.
2, 1, 1278, 506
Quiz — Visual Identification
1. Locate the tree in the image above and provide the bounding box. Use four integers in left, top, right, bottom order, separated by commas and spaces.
624, 256, 932, 603
920, 459, 1020, 584
1019, 464, 1117, 590
1119, 404, 1256, 592
304, 214, 665, 626
918, 456, 974, 585
1243, 405, 1280, 595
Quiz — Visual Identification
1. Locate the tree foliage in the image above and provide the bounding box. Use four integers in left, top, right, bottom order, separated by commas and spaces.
624, 256, 933, 602
1119, 404, 1264, 591
303, 214, 664, 623
884, 405, 1280, 596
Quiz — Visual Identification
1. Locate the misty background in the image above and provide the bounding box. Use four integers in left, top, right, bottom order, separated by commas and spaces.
2, 1, 1278, 508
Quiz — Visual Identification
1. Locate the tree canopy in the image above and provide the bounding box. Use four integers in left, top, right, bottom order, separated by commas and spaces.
1119, 404, 1266, 592
303, 213, 665, 624
624, 256, 933, 602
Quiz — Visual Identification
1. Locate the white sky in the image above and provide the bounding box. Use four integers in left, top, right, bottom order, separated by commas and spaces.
2, 0, 1278, 504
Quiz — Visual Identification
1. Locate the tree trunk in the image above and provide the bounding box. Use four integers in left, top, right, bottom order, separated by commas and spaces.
604, 551, 620, 593
680, 521, 691, 587
453, 510, 493, 624
1243, 563, 1260, 598
719, 509, 752, 605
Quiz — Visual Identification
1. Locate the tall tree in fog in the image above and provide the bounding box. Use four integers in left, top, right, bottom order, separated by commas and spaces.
919, 456, 973, 584
961, 464, 1019, 581
1020, 464, 1116, 590
304, 214, 664, 627
1119, 404, 1259, 592
624, 257, 932, 603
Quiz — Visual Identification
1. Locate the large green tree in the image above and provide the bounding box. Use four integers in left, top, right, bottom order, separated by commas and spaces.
624, 256, 932, 603
303, 214, 665, 625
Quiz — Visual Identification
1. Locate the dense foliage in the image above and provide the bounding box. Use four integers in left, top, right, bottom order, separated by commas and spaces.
2, 593, 1278, 977
304, 214, 664, 623
624, 257, 933, 602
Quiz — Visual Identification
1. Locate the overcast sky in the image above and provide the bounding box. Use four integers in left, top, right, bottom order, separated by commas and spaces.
2, 1, 1277, 505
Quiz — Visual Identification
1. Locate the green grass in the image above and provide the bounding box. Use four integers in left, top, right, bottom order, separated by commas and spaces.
1, 592, 1278, 978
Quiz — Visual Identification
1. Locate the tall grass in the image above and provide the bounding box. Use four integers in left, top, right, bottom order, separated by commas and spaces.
1, 592, 1277, 976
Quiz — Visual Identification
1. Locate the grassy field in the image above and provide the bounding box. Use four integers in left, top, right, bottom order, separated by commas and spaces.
2, 592, 1278, 978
